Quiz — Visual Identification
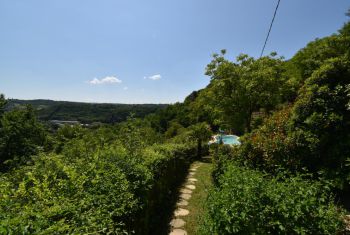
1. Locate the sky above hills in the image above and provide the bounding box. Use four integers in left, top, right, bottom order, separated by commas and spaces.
1, 0, 349, 104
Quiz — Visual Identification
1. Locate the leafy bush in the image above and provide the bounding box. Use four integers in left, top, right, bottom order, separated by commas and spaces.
0, 152, 137, 234
209, 143, 236, 186
232, 107, 300, 172
291, 22, 350, 80
202, 163, 346, 235
230, 56, 350, 190
0, 105, 47, 168
0, 123, 197, 234
289, 57, 350, 188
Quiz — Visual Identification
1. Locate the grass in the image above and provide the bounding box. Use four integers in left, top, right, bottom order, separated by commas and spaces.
183, 157, 213, 235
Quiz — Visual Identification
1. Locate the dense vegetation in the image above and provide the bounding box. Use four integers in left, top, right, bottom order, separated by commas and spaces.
197, 15, 350, 234
1, 10, 349, 235
6, 99, 167, 124
0, 113, 198, 233
204, 161, 344, 234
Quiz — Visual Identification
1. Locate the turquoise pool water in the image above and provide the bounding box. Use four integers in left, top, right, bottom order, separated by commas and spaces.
211, 135, 240, 145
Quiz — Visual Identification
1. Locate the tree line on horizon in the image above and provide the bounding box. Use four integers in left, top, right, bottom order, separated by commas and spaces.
6, 99, 167, 124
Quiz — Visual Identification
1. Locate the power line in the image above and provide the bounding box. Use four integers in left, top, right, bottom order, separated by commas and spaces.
260, 0, 281, 58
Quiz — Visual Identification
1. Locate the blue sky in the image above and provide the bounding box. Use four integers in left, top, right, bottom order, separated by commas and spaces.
0, 0, 349, 104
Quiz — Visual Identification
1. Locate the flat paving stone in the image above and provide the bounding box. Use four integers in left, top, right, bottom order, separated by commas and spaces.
345, 215, 350, 231
188, 178, 198, 182
185, 184, 196, 190
189, 168, 198, 172
174, 208, 189, 216
170, 218, 186, 228
188, 172, 195, 176
180, 188, 192, 194
177, 200, 189, 206
180, 193, 191, 200
169, 229, 187, 235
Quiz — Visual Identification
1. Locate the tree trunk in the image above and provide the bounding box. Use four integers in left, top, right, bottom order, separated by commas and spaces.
197, 139, 202, 159
246, 114, 252, 133
246, 107, 253, 133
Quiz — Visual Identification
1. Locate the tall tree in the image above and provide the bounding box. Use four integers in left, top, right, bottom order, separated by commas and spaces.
289, 56, 350, 188
205, 52, 286, 133
0, 105, 46, 168
189, 122, 212, 159
292, 21, 350, 80
0, 94, 6, 117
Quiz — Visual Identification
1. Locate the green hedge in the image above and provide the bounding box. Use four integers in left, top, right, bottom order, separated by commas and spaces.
137, 143, 196, 234
0, 141, 196, 234
202, 163, 346, 235
0, 152, 137, 234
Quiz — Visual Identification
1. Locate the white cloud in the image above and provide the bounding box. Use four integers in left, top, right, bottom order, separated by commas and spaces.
144, 74, 161, 80
88, 76, 122, 85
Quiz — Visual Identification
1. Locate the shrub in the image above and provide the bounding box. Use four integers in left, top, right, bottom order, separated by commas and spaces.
203, 163, 346, 235
231, 57, 350, 190
0, 153, 137, 234
289, 57, 350, 189
0, 127, 197, 234
0, 105, 47, 168
233, 107, 302, 172
210, 143, 235, 186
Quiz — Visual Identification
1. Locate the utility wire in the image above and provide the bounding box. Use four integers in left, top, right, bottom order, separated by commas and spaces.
260, 0, 281, 58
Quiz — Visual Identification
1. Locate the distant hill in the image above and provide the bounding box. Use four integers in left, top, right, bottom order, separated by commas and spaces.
6, 99, 168, 124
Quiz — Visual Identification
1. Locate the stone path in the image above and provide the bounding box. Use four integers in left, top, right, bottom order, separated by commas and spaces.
345, 215, 350, 232
168, 163, 202, 235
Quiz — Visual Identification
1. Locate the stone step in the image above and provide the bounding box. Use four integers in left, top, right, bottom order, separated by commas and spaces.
177, 200, 189, 206
174, 208, 189, 217
169, 229, 187, 235
185, 184, 196, 190
180, 188, 192, 194
180, 193, 191, 200
170, 218, 186, 228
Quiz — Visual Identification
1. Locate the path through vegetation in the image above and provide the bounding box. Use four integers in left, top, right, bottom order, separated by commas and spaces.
169, 157, 213, 235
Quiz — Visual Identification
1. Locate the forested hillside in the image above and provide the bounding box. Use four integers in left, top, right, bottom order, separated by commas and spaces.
6, 99, 167, 124
0, 11, 350, 235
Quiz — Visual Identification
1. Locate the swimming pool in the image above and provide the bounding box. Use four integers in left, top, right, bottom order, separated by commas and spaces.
210, 135, 240, 145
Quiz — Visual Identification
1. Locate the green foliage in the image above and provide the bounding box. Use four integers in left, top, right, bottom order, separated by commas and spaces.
290, 56, 350, 188
0, 120, 197, 234
0, 94, 6, 117
291, 22, 350, 80
189, 122, 212, 141
230, 56, 350, 189
164, 121, 185, 139
209, 143, 236, 186
0, 152, 137, 234
6, 99, 167, 124
1, 10, 350, 235
233, 107, 298, 172
217, 21, 350, 190
204, 52, 287, 133
0, 105, 47, 168
54, 124, 87, 153
146, 102, 193, 133
189, 122, 212, 158
115, 117, 161, 155
202, 22, 350, 233
202, 163, 346, 235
